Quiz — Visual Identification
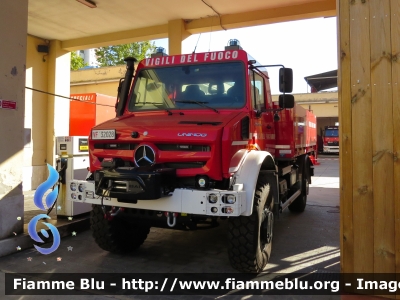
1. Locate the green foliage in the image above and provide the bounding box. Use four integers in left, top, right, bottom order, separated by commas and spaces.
70, 51, 88, 70
95, 41, 157, 67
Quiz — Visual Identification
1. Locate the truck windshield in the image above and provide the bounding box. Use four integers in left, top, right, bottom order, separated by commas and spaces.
128, 62, 245, 112
325, 129, 338, 137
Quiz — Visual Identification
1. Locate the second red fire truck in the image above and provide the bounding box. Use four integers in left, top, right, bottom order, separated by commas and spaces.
322, 125, 339, 153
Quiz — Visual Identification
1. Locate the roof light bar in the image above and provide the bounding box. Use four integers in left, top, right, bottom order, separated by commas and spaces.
225, 39, 242, 50
151, 47, 168, 57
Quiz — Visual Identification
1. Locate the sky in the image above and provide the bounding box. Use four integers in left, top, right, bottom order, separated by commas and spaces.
152, 17, 338, 95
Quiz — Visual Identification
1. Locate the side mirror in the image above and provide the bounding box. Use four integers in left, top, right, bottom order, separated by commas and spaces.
279, 68, 293, 93
279, 94, 294, 109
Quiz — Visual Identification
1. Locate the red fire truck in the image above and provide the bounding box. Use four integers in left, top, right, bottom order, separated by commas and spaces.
67, 40, 317, 273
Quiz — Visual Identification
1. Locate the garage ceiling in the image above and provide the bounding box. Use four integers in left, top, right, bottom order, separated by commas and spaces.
28, 0, 335, 49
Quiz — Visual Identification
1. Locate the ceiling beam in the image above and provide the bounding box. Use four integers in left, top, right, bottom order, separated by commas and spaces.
186, 0, 336, 33
62, 0, 336, 51
62, 24, 168, 51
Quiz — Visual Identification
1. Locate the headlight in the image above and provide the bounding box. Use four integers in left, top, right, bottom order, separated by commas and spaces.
223, 194, 236, 204
70, 182, 77, 191
78, 184, 85, 192
208, 194, 218, 203
211, 207, 218, 213
71, 193, 77, 200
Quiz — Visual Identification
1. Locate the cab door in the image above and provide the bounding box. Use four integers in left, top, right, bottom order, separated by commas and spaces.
249, 70, 275, 153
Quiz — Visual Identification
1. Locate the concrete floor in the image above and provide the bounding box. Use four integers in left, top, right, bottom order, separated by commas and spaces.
0, 156, 342, 300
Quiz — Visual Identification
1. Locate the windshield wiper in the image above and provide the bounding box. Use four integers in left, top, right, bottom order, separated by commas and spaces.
137, 102, 166, 105
174, 100, 219, 114
133, 102, 173, 115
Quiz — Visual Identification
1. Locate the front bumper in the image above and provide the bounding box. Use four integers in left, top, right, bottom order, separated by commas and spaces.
94, 167, 176, 202
323, 146, 339, 153
67, 180, 247, 217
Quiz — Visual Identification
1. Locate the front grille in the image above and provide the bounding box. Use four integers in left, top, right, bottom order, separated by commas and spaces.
94, 143, 138, 150
98, 157, 135, 167
327, 142, 339, 146
163, 162, 206, 169
179, 121, 222, 126
156, 144, 210, 151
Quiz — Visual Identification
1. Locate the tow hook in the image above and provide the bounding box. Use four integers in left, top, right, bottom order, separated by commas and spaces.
165, 212, 178, 227
103, 206, 125, 221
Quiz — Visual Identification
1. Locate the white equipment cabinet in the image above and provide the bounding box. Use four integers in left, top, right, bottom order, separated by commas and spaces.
56, 136, 92, 217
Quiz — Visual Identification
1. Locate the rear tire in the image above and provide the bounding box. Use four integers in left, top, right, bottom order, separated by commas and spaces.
289, 156, 309, 213
228, 174, 274, 273
91, 205, 150, 253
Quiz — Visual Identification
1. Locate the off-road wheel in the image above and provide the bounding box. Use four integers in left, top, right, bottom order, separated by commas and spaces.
288, 156, 309, 213
227, 174, 275, 273
91, 205, 150, 253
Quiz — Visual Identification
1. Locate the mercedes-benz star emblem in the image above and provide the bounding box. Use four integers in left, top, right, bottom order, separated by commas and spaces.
134, 145, 156, 167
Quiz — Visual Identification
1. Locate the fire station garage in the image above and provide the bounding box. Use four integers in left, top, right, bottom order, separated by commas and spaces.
1, 0, 400, 297
303, 69, 339, 138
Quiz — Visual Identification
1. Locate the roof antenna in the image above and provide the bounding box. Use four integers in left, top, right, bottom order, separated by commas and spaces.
193, 33, 202, 54
208, 15, 214, 52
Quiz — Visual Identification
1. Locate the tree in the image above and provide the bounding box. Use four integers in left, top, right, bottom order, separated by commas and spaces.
95, 41, 157, 67
70, 51, 88, 70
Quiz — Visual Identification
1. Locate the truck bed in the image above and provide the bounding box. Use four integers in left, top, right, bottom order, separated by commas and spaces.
273, 103, 317, 159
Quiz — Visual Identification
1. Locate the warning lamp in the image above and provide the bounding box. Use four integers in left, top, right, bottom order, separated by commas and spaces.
151, 47, 168, 57
198, 178, 206, 187
246, 144, 258, 150
225, 39, 242, 50
228, 39, 240, 46
195, 175, 210, 189
222, 207, 234, 214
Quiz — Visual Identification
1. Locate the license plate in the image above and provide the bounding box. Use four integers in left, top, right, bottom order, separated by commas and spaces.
92, 129, 116, 140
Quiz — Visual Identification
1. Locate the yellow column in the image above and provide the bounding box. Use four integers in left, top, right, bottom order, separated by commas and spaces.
338, 0, 399, 285
168, 19, 191, 55
47, 41, 71, 166
25, 35, 50, 191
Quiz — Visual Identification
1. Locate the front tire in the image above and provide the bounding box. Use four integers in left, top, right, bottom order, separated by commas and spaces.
228, 174, 274, 273
91, 205, 150, 253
